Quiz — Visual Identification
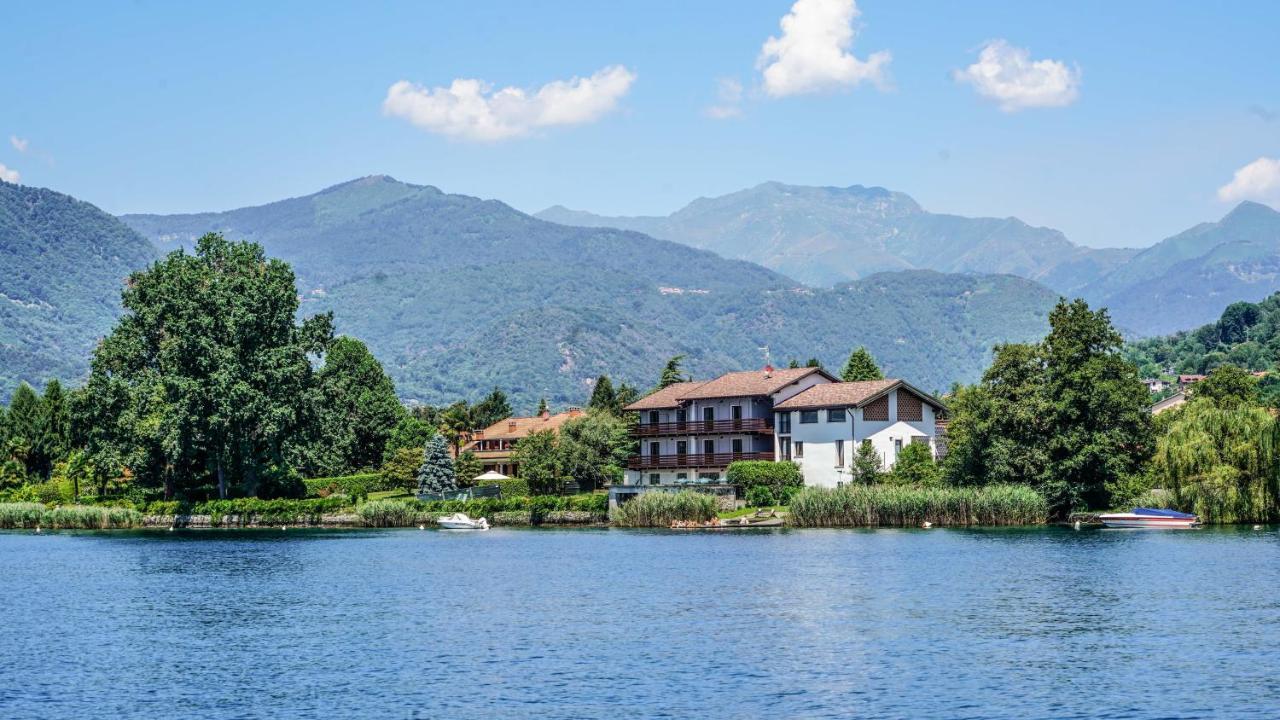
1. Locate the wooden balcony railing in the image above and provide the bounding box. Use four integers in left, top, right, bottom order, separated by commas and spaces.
627, 451, 775, 470
631, 418, 773, 437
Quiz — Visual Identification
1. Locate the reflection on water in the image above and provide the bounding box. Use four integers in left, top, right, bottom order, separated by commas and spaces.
1, 527, 1278, 718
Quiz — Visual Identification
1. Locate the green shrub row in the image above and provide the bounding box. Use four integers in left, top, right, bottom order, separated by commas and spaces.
142, 497, 352, 525
787, 484, 1048, 527
357, 494, 609, 527
0, 503, 144, 529
303, 473, 378, 501
610, 490, 717, 527
475, 478, 530, 497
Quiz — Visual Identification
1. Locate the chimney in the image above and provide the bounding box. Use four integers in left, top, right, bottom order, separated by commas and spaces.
567, 406, 583, 418
508, 421, 518, 432
474, 430, 484, 439
764, 363, 774, 378
539, 410, 551, 419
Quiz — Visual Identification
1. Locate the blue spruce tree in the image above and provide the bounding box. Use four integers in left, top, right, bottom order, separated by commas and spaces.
416, 434, 457, 495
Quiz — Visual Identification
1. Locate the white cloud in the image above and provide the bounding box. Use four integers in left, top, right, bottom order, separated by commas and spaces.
10, 135, 29, 153
954, 40, 1080, 111
704, 78, 744, 119
1217, 157, 1280, 208
0, 163, 19, 183
382, 65, 636, 142
757, 0, 891, 97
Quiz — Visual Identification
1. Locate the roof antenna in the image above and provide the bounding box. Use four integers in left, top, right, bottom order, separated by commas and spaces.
759, 345, 773, 376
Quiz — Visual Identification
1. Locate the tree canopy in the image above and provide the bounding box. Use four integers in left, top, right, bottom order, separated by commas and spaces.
840, 347, 884, 382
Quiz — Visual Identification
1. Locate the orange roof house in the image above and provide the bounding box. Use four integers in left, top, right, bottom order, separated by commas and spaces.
462, 407, 584, 477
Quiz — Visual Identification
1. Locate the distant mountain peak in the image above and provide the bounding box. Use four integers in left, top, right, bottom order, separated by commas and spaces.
1222, 200, 1280, 223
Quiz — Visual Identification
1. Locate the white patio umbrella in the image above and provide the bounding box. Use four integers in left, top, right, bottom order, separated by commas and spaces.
473, 470, 510, 482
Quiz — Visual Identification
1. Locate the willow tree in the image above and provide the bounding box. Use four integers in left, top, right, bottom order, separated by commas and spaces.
1158, 401, 1277, 523
79, 233, 332, 498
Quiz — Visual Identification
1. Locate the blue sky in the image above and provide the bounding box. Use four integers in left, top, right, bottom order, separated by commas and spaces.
3, 0, 1278, 248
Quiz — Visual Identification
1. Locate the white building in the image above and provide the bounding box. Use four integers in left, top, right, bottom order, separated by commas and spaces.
771, 379, 947, 489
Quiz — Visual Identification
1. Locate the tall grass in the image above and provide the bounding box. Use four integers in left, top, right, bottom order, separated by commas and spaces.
610, 490, 717, 528
358, 500, 418, 527
0, 503, 143, 529
787, 484, 1047, 527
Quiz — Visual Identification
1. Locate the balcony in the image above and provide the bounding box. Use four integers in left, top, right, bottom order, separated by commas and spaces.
632, 418, 773, 437
627, 451, 775, 470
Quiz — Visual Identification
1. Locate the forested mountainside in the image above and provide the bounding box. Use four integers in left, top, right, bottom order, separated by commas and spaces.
1124, 292, 1280, 377
122, 177, 1058, 409
1081, 201, 1280, 336
536, 181, 1133, 293
0, 182, 157, 401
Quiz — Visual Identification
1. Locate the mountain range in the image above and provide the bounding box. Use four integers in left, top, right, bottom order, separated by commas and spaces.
4, 175, 1277, 409
537, 183, 1280, 336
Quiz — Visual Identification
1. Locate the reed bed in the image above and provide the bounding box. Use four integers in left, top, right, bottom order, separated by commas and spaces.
610, 490, 717, 528
787, 484, 1047, 528
357, 500, 418, 528
0, 503, 143, 529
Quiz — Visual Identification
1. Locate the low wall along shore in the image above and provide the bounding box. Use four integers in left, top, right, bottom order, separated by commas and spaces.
144, 510, 607, 529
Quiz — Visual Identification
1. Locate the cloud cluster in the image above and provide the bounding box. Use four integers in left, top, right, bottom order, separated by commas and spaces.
10, 135, 28, 153
0, 163, 19, 183
954, 40, 1080, 111
1217, 157, 1280, 208
757, 0, 890, 97
383, 65, 636, 142
704, 78, 745, 119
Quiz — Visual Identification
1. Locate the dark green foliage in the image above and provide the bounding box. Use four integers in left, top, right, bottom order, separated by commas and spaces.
383, 414, 435, 462
511, 430, 562, 495
557, 411, 631, 491
0, 183, 157, 402
416, 435, 456, 495
6, 383, 44, 478
745, 485, 777, 507
587, 375, 616, 411
293, 336, 402, 477
945, 299, 1153, 515
472, 388, 512, 428
726, 460, 803, 501
888, 443, 941, 486
840, 346, 884, 382
379, 447, 421, 493
1124, 292, 1280, 378
453, 450, 482, 487
536, 398, 548, 415
658, 356, 688, 389
475, 477, 530, 497
849, 440, 883, 485
1191, 366, 1259, 408
303, 473, 377, 501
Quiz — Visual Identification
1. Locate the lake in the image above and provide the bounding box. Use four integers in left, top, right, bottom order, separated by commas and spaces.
2, 526, 1278, 719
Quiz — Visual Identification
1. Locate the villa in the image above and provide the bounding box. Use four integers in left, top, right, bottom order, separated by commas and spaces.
610, 365, 946, 506
463, 407, 583, 476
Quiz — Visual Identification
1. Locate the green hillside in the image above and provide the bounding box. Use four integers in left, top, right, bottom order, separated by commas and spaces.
1124, 293, 1280, 377
123, 177, 1058, 410
0, 182, 157, 400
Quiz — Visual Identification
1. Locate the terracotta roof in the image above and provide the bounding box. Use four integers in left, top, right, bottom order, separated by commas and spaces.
680, 367, 835, 400
773, 379, 946, 411
623, 382, 705, 411
466, 408, 583, 443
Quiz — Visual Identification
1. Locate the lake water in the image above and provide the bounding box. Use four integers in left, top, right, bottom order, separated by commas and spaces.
2, 526, 1278, 719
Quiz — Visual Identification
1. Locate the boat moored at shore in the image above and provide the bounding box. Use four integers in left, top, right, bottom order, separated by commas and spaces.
1098, 507, 1199, 528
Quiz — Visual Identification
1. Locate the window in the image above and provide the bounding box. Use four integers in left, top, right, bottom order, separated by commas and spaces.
828, 408, 845, 422
778, 413, 792, 433
836, 439, 845, 467
676, 440, 688, 456
703, 439, 715, 456
795, 441, 804, 458
703, 407, 715, 425
897, 390, 923, 422
648, 473, 661, 485
731, 405, 743, 420
649, 441, 660, 458
676, 408, 686, 424
800, 410, 819, 424
698, 472, 720, 482
779, 437, 792, 461
648, 410, 659, 425
676, 472, 688, 482
732, 438, 743, 454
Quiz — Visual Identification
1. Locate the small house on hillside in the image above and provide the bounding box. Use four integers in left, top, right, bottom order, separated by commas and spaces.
463, 407, 583, 477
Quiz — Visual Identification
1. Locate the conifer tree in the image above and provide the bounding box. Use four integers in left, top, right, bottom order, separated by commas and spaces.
536, 397, 549, 415
849, 440, 883, 484
416, 434, 457, 495
588, 375, 617, 412
840, 347, 884, 382
658, 355, 688, 389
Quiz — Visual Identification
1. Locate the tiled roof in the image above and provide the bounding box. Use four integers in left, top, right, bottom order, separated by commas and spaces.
680, 367, 833, 400
466, 409, 583, 443
623, 382, 705, 411
774, 379, 945, 411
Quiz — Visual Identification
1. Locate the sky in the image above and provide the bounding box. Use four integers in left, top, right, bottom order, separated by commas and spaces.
3, 0, 1279, 249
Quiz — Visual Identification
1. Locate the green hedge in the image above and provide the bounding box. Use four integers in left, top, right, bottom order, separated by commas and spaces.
475, 478, 530, 497
355, 493, 609, 527
726, 460, 803, 506
0, 503, 143, 529
303, 473, 378, 501
141, 497, 352, 526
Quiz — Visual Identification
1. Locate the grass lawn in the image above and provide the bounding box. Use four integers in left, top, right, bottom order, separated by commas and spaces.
718, 506, 788, 519
368, 489, 415, 502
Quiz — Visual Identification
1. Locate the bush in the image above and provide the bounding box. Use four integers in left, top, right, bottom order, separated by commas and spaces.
145, 500, 181, 516
476, 478, 530, 498
304, 473, 377, 501
358, 500, 417, 527
787, 484, 1048, 527
255, 465, 306, 499
0, 503, 142, 529
610, 490, 717, 527
0, 503, 49, 528
379, 447, 421, 492
189, 497, 349, 526
727, 460, 803, 498
745, 485, 776, 508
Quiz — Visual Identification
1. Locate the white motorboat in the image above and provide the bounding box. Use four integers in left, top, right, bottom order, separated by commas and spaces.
1098, 507, 1199, 529
436, 513, 489, 530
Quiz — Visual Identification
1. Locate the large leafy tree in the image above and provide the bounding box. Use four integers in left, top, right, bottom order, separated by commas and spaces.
438, 401, 476, 455
944, 299, 1153, 515
473, 387, 512, 428
453, 451, 482, 487
1190, 365, 1258, 408
840, 347, 884, 382
78, 233, 332, 499
383, 414, 435, 463
416, 434, 457, 495
558, 411, 631, 491
512, 430, 561, 495
294, 336, 401, 477
7, 383, 45, 478
1161, 402, 1276, 523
